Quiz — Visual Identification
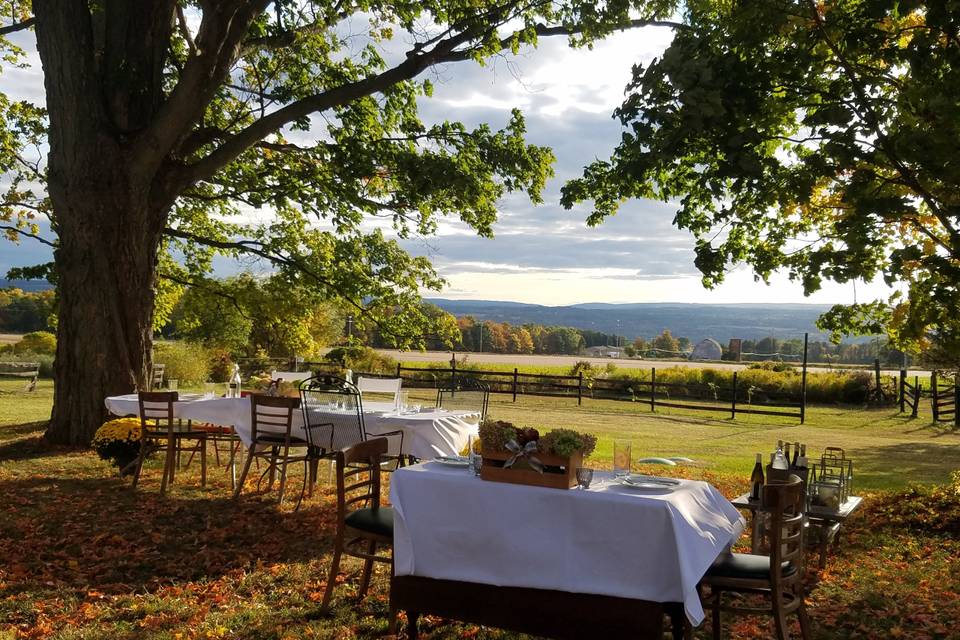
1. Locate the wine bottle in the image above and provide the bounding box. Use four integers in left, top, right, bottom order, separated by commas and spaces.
750, 453, 764, 501
772, 441, 788, 470
791, 441, 800, 467
797, 444, 808, 469
229, 364, 242, 398
784, 442, 792, 463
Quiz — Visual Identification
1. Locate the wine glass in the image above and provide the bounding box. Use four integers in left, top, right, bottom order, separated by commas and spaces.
576, 467, 594, 490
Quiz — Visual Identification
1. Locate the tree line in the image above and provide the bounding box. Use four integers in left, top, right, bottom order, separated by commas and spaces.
0, 283, 913, 367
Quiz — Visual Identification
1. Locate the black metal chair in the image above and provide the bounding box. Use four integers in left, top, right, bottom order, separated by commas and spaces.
436, 376, 489, 421
299, 375, 404, 474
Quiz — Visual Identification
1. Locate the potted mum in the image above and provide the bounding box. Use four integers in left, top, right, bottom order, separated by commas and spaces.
91, 418, 142, 476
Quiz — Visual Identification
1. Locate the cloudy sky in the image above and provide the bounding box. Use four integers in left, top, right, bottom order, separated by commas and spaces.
0, 21, 891, 306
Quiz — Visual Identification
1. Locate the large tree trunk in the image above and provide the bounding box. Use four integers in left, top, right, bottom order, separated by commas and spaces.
34, 0, 171, 445
46, 172, 163, 445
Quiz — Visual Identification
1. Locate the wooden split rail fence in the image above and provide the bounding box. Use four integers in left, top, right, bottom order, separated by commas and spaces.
899, 373, 922, 418
930, 371, 958, 426
320, 363, 808, 423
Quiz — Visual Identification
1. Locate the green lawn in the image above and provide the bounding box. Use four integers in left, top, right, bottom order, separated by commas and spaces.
1, 379, 959, 639
407, 387, 959, 491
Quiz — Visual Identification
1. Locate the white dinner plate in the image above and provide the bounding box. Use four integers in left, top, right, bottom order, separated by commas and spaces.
618, 476, 676, 492
626, 474, 680, 486
434, 456, 470, 467
176, 393, 205, 402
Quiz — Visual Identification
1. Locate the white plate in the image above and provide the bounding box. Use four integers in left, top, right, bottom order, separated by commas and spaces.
626, 474, 680, 486
434, 456, 470, 467
618, 477, 675, 492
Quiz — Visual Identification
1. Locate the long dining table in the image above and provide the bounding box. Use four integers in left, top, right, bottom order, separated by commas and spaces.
104, 393, 481, 460
390, 462, 745, 637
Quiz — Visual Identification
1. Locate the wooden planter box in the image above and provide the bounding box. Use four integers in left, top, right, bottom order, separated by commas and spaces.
480, 448, 582, 489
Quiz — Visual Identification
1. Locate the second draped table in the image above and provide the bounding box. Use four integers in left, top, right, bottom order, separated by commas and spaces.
391, 462, 745, 626
103, 394, 480, 460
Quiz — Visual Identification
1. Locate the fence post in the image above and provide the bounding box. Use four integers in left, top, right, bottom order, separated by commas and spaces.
800, 333, 808, 424
577, 372, 583, 406
873, 358, 883, 402
451, 358, 457, 389
651, 367, 657, 412
899, 369, 907, 412
932, 371, 939, 421
395, 362, 401, 378
512, 368, 518, 403
913, 378, 921, 418
731, 372, 738, 420
955, 376, 960, 428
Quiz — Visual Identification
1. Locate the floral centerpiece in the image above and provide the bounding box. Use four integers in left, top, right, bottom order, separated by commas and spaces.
248, 372, 301, 397
91, 418, 142, 476
478, 420, 597, 489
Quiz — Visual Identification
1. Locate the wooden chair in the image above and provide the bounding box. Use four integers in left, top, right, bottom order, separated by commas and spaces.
700, 475, 811, 640
150, 363, 166, 389
233, 394, 312, 508
436, 376, 489, 421
132, 391, 207, 494
319, 437, 393, 614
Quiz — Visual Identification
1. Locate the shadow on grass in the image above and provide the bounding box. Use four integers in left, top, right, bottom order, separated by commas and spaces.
852, 440, 960, 488
0, 420, 47, 441
903, 420, 960, 438
0, 474, 338, 597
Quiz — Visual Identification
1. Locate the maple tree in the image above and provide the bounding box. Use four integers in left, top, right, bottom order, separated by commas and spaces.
0, 0, 679, 444
562, 0, 960, 353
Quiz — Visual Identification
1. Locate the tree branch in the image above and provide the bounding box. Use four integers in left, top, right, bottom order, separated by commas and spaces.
175, 5, 197, 55
178, 14, 678, 188
0, 225, 56, 247
0, 16, 35, 36
163, 226, 402, 337
178, 28, 479, 186
805, 0, 960, 255
240, 17, 328, 54
137, 0, 270, 167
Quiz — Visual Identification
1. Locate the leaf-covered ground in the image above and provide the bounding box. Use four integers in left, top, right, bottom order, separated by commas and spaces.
1, 393, 959, 638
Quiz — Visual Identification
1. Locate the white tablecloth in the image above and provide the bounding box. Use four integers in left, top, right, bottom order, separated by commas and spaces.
104, 395, 480, 460
390, 464, 745, 625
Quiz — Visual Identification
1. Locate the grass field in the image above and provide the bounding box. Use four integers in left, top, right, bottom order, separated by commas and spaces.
1, 380, 959, 639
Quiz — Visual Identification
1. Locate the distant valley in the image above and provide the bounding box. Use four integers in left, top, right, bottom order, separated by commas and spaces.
425, 298, 846, 343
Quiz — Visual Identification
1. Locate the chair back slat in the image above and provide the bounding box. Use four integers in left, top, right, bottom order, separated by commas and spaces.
150, 364, 166, 389
250, 394, 300, 445
334, 438, 388, 524
137, 391, 177, 436
300, 376, 365, 451
762, 475, 805, 578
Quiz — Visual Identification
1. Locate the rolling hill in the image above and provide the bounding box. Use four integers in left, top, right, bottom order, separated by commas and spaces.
425, 299, 842, 343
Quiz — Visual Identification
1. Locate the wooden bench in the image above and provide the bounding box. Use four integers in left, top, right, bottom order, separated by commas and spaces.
0, 361, 40, 391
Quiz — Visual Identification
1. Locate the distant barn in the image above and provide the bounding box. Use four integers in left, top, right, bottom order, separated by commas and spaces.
584, 345, 621, 358
690, 338, 722, 361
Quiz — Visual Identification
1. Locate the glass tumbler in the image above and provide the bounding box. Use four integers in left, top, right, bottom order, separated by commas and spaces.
613, 439, 632, 477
